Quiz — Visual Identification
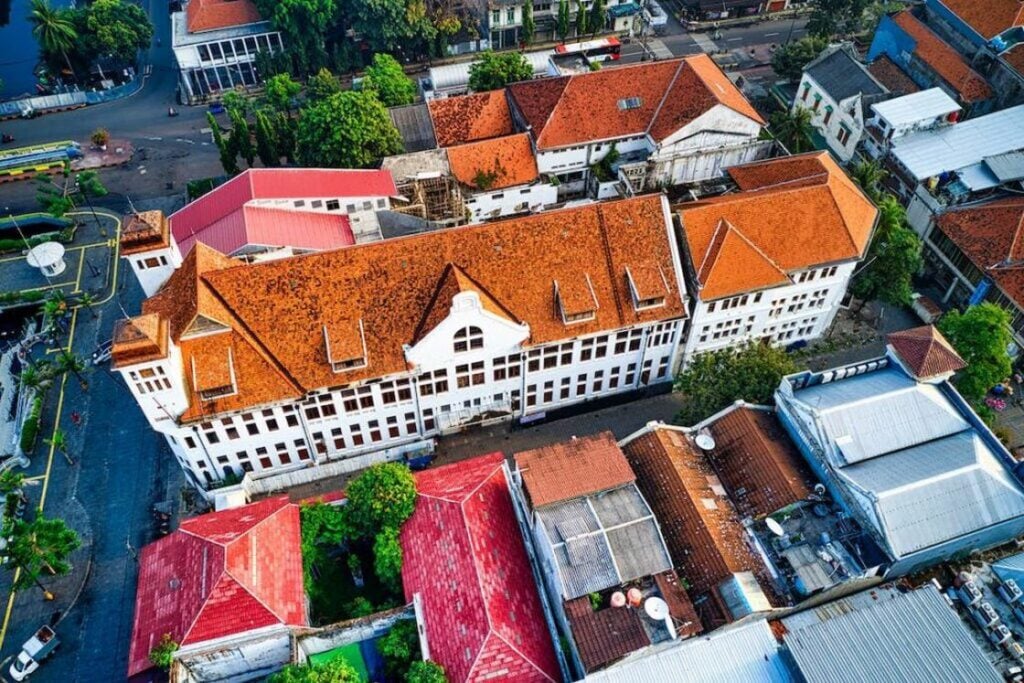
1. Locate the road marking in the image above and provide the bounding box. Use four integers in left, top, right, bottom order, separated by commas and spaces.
73, 251, 85, 294
24, 475, 45, 482
727, 37, 743, 42
175, 138, 195, 145
765, 32, 779, 36
143, 136, 162, 141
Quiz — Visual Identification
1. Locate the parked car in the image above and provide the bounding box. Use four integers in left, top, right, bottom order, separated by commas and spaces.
208, 102, 225, 115
91, 339, 113, 366
9, 626, 58, 681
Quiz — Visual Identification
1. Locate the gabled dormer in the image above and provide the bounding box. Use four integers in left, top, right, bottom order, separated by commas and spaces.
323, 319, 367, 373
625, 263, 669, 311
191, 347, 238, 401
554, 274, 598, 325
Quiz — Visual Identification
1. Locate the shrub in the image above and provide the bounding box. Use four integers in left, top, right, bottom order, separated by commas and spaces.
406, 660, 448, 682
373, 526, 403, 591
148, 633, 179, 670
91, 128, 110, 147
345, 463, 416, 537
19, 395, 44, 453
378, 620, 420, 677
345, 596, 376, 618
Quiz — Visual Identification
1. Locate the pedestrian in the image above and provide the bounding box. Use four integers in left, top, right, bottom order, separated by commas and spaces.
71, 411, 82, 427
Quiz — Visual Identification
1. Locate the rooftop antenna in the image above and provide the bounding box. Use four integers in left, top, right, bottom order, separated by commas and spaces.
125, 194, 140, 217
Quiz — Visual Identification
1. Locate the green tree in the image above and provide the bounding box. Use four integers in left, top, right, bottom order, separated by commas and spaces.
353, 0, 436, 56
0, 470, 26, 497
576, 1, 589, 38
522, 0, 535, 45
254, 0, 336, 76
221, 90, 252, 118
378, 620, 419, 678
299, 501, 352, 591
364, 53, 415, 107
84, 0, 153, 63
306, 67, 341, 102
273, 111, 297, 163
588, 0, 605, 34
406, 661, 448, 683
345, 462, 417, 537
229, 108, 255, 167
468, 51, 533, 92
148, 634, 179, 670
296, 90, 403, 168
373, 526, 403, 591
769, 106, 815, 153
270, 658, 360, 683
556, 0, 571, 41
255, 109, 281, 167
939, 303, 1013, 402
36, 180, 74, 217
208, 112, 240, 175
3, 514, 81, 600
265, 73, 302, 116
771, 35, 828, 82
807, 0, 870, 38
54, 349, 89, 390
29, 0, 78, 82
76, 291, 98, 319
90, 128, 110, 148
44, 429, 67, 455
850, 195, 922, 306
674, 342, 798, 425
850, 158, 887, 201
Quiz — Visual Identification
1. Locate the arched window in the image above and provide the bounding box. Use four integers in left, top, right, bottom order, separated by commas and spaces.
453, 326, 484, 353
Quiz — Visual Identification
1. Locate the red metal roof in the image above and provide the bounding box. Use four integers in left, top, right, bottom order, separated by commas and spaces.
400, 453, 561, 683
127, 497, 307, 677
170, 169, 396, 256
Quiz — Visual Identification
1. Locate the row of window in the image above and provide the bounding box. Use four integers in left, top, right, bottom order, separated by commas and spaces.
129, 366, 172, 394
195, 33, 282, 64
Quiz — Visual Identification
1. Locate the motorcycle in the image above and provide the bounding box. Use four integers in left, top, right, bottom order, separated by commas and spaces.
168, 107, 178, 117
1, 134, 14, 144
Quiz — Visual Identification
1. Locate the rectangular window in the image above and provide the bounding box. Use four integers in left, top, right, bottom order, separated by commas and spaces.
350, 424, 364, 447
560, 377, 571, 400
837, 124, 851, 146
184, 435, 196, 449
543, 380, 554, 404
387, 416, 401, 439
330, 427, 346, 450
419, 369, 449, 396
295, 439, 311, 461
368, 420, 382, 443
507, 7, 515, 22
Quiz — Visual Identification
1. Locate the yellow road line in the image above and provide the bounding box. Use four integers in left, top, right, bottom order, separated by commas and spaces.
73, 251, 85, 294
23, 475, 46, 482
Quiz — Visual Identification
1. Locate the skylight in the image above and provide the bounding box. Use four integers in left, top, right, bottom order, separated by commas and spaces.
617, 97, 643, 111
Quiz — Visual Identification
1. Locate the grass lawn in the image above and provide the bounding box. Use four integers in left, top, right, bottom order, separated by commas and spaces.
309, 642, 370, 680
308, 540, 401, 625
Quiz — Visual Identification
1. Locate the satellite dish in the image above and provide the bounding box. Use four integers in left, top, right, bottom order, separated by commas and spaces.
765, 517, 785, 537
695, 433, 716, 451
644, 597, 669, 621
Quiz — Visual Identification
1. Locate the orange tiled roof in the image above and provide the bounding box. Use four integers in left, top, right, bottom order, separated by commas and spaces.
679, 152, 878, 301
623, 428, 782, 613
704, 406, 816, 519
893, 10, 993, 103
937, 0, 1024, 40
112, 314, 169, 368
935, 197, 1024, 307
446, 133, 539, 190
411, 263, 519, 344
887, 325, 966, 379
186, 0, 264, 33
507, 55, 763, 151
868, 55, 922, 96
127, 197, 685, 421
428, 90, 514, 147
515, 432, 636, 508
121, 211, 170, 256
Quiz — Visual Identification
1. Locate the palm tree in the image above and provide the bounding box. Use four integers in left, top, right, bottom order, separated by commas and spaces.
28, 0, 78, 83
18, 364, 46, 395
3, 514, 80, 600
77, 291, 98, 320
851, 159, 887, 202
769, 106, 815, 154
54, 350, 88, 391
0, 470, 26, 497
44, 429, 72, 465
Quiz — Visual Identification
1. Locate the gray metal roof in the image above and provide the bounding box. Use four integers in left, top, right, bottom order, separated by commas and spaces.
795, 368, 968, 465
892, 104, 1024, 182
584, 619, 794, 682
870, 87, 960, 127
388, 104, 437, 154
839, 431, 1024, 557
538, 485, 672, 599
783, 585, 1002, 683
992, 551, 1024, 584
806, 47, 887, 103
984, 150, 1024, 183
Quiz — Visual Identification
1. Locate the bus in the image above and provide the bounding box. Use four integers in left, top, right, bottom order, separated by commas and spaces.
554, 37, 622, 62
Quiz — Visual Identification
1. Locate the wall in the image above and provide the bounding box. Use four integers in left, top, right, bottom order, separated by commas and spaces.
793, 74, 863, 163
174, 627, 292, 683
128, 244, 181, 298
464, 182, 560, 222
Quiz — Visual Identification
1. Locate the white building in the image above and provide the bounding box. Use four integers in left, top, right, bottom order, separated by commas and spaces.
120, 211, 183, 298
677, 152, 878, 360
113, 196, 688, 490
793, 44, 889, 162
861, 87, 961, 160
171, 0, 283, 104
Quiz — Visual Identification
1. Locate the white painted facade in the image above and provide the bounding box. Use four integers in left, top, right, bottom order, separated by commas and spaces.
463, 182, 560, 222
682, 262, 857, 360
126, 241, 183, 298
793, 74, 865, 163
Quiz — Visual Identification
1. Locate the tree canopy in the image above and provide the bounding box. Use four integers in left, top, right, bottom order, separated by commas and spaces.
84, 0, 154, 63
769, 106, 815, 154
253, 0, 336, 73
675, 342, 799, 425
770, 35, 828, 82
807, 0, 870, 38
265, 73, 303, 115
296, 90, 403, 167
306, 67, 342, 102
364, 53, 416, 107
373, 526, 403, 591
344, 462, 417, 537
468, 51, 533, 92
406, 661, 448, 683
148, 634, 179, 670
270, 658, 360, 683
850, 195, 922, 306
3, 514, 81, 596
938, 303, 1013, 402
378, 620, 420, 678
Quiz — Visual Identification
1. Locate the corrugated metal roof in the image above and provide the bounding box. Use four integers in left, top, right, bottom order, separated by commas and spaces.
806, 48, 886, 102
389, 104, 437, 153
584, 619, 794, 682
870, 87, 960, 127
795, 368, 969, 465
992, 551, 1024, 584
783, 585, 1002, 683
840, 432, 1024, 557
891, 104, 1024, 181
985, 150, 1024, 183
428, 51, 555, 92
538, 485, 672, 599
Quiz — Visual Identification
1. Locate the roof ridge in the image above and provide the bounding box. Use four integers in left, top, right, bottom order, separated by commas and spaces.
595, 204, 628, 324
726, 220, 788, 276
1010, 211, 1024, 262
491, 632, 558, 682
180, 549, 228, 643
697, 219, 730, 283
646, 59, 688, 138
823, 175, 866, 257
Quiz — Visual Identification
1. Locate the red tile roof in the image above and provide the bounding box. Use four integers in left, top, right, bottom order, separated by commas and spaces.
704, 406, 816, 519
892, 10, 993, 102
121, 211, 170, 256
446, 133, 540, 189
170, 169, 396, 256
507, 55, 763, 151
868, 56, 922, 96
400, 454, 560, 683
622, 428, 782, 624
564, 596, 649, 671
935, 196, 1024, 307
428, 90, 514, 147
515, 431, 636, 508
679, 152, 877, 301
888, 325, 966, 379
186, 0, 264, 33
937, 0, 1024, 40
128, 497, 307, 677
